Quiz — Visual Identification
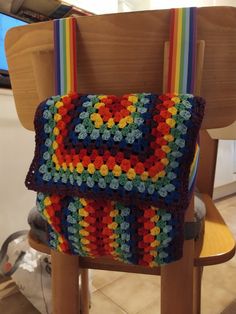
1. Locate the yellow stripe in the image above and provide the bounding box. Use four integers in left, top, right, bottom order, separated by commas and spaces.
66, 19, 71, 93
190, 143, 199, 176
174, 9, 183, 93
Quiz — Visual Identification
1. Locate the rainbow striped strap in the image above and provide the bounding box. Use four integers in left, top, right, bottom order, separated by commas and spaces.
167, 7, 199, 192
167, 7, 197, 94
188, 141, 200, 191
54, 17, 78, 95
54, 11, 196, 95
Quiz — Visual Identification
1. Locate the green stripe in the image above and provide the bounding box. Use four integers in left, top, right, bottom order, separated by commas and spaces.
179, 8, 186, 93
63, 20, 67, 94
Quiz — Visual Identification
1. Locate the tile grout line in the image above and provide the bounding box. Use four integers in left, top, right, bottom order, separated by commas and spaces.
96, 287, 159, 314
95, 288, 129, 314
135, 299, 160, 314
93, 274, 160, 314
92, 272, 127, 291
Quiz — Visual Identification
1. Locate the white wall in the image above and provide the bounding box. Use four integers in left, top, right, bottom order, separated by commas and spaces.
66, 0, 119, 14
0, 89, 35, 245
126, 0, 236, 11
149, 0, 236, 9
214, 140, 236, 187
78, 0, 236, 13
59, 0, 236, 14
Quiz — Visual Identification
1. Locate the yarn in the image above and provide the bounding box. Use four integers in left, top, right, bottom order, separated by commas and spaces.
26, 8, 205, 266
37, 192, 184, 266
26, 92, 205, 212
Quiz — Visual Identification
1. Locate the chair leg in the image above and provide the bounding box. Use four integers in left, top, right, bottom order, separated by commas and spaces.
161, 239, 195, 314
51, 250, 80, 314
81, 269, 90, 314
161, 200, 195, 314
193, 266, 204, 314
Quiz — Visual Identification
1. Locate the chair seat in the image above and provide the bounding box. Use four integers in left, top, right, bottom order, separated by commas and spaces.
28, 194, 235, 274
195, 194, 235, 266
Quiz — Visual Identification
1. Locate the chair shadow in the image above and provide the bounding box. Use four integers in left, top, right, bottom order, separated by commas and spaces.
221, 299, 236, 314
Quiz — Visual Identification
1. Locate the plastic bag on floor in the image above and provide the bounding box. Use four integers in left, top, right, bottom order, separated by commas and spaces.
0, 231, 92, 314
0, 231, 52, 314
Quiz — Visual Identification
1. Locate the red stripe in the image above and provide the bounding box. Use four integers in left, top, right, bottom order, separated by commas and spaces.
167, 9, 175, 92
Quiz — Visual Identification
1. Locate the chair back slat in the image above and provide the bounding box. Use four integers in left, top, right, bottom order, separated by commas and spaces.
5, 7, 236, 131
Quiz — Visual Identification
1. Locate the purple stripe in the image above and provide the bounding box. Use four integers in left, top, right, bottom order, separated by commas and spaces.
190, 7, 197, 93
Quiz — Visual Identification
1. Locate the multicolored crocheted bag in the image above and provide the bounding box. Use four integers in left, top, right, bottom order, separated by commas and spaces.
26, 8, 205, 267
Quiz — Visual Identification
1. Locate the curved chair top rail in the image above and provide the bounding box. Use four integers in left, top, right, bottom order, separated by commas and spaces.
5, 6, 236, 130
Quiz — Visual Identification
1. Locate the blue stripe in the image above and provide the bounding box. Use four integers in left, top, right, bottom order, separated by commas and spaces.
187, 7, 196, 93
59, 20, 65, 95
188, 145, 200, 191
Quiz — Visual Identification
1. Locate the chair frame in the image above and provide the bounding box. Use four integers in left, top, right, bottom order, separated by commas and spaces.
5, 7, 236, 314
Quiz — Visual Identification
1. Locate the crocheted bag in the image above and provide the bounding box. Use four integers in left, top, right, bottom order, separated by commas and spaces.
26, 8, 205, 267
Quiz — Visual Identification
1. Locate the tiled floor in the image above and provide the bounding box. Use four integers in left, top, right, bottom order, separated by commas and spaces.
0, 195, 236, 314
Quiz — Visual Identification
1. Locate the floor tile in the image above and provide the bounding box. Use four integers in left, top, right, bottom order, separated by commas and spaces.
100, 273, 160, 314
201, 279, 236, 314
137, 300, 160, 314
202, 257, 236, 295
90, 290, 127, 314
91, 269, 126, 291
0, 280, 18, 300
0, 288, 39, 314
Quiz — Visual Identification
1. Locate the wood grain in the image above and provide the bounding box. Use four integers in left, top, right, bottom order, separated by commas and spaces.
81, 269, 90, 314
208, 121, 236, 140
195, 194, 235, 266
5, 7, 236, 130
51, 250, 79, 314
8, 7, 236, 313
196, 130, 218, 197
161, 199, 195, 314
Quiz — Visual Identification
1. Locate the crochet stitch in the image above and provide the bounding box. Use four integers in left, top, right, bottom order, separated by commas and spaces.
37, 193, 184, 266
26, 9, 205, 267
26, 92, 205, 212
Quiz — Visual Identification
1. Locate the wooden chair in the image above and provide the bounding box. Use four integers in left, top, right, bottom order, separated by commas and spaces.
5, 7, 236, 314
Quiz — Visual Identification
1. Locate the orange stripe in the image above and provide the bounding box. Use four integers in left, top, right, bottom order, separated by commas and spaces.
72, 18, 77, 92
174, 9, 183, 93
69, 19, 74, 92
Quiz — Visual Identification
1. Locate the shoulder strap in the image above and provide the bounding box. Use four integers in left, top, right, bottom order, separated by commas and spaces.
53, 9, 197, 96
54, 17, 78, 95
167, 8, 198, 191
167, 7, 197, 94
53, 11, 199, 190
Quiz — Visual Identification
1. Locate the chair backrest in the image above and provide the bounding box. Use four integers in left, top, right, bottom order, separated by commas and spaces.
5, 6, 236, 132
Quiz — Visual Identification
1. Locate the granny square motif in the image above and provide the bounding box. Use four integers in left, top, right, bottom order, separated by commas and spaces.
26, 92, 205, 211
37, 192, 185, 266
